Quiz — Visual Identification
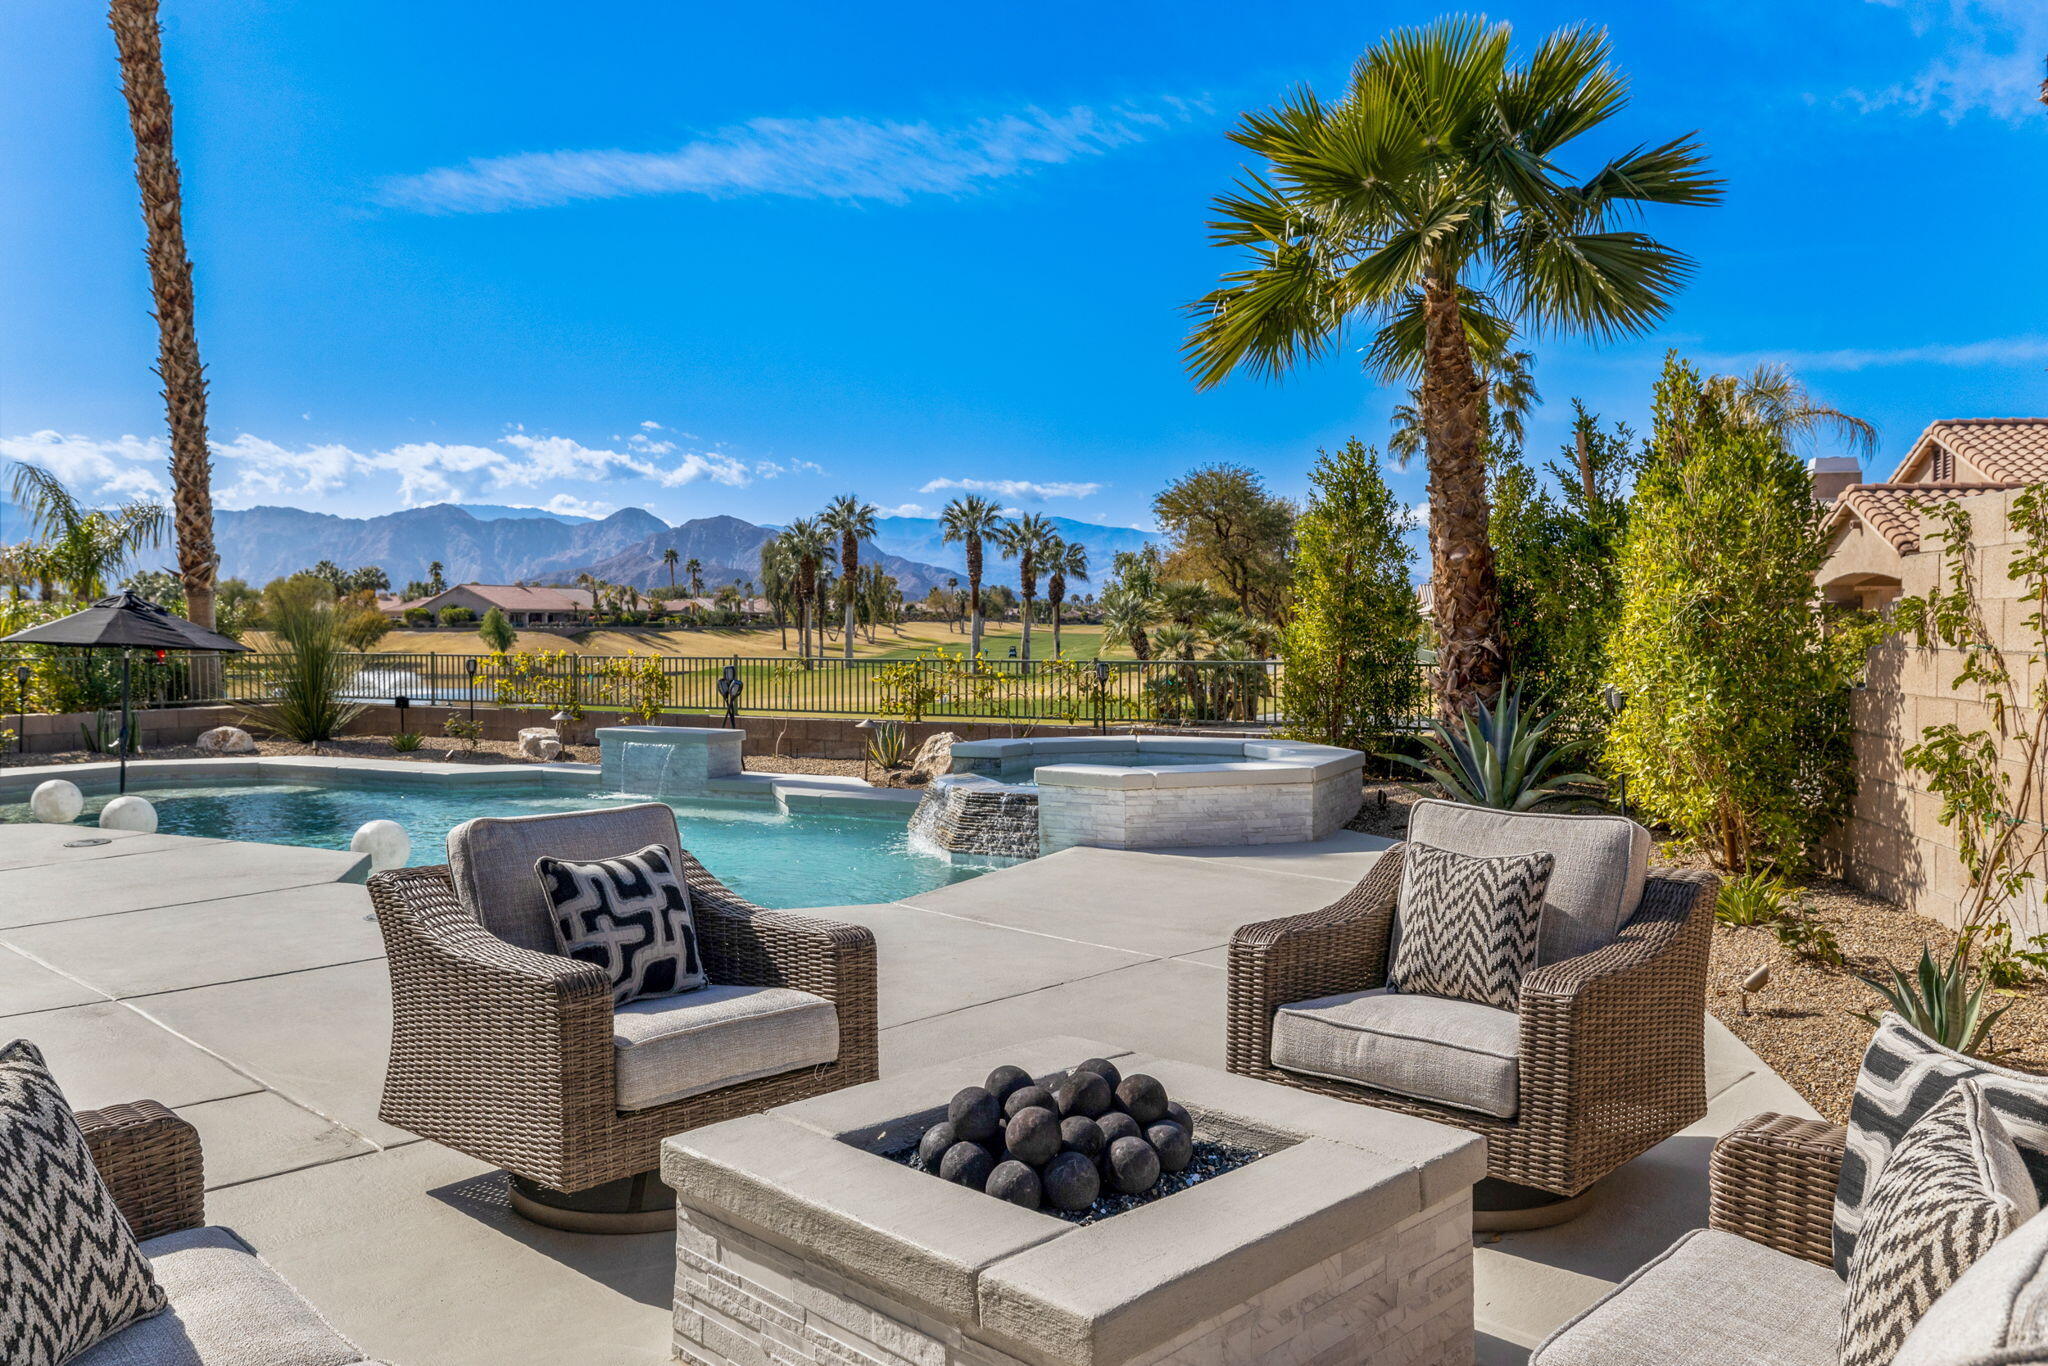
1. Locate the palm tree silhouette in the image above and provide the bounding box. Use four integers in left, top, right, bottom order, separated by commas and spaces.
940, 496, 1003, 659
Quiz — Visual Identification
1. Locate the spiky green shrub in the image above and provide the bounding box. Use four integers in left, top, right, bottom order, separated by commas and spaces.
1857, 942, 2011, 1057
1391, 683, 1592, 810
237, 586, 366, 742
1715, 871, 1792, 927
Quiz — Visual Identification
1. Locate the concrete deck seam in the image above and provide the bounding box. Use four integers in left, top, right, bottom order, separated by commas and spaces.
113, 955, 391, 1005
0, 837, 231, 873
885, 898, 1227, 960
0, 874, 366, 931
199, 1143, 386, 1194
1141, 850, 1365, 885
877, 955, 1182, 1032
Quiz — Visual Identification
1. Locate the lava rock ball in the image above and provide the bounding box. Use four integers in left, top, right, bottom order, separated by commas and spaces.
1005, 1106, 1062, 1166
939, 1141, 996, 1190
1116, 1074, 1169, 1125
1147, 1121, 1193, 1174
1059, 1115, 1105, 1159
984, 1064, 1033, 1106
1055, 1070, 1113, 1119
948, 1087, 1002, 1143
1165, 1100, 1194, 1135
986, 1160, 1043, 1210
1074, 1057, 1124, 1092
1105, 1135, 1162, 1195
1097, 1111, 1142, 1147
1004, 1084, 1058, 1121
917, 1120, 959, 1169
1041, 1150, 1102, 1212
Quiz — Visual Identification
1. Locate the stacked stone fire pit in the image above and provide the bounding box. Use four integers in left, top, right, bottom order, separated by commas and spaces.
662, 1038, 1482, 1366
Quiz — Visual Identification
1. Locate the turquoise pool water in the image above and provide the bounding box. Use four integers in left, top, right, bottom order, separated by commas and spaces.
0, 781, 992, 909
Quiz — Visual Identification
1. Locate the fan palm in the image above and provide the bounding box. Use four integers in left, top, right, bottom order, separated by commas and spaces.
1184, 17, 1720, 717
685, 556, 704, 597
1715, 364, 1877, 458
779, 518, 835, 662
994, 513, 1057, 661
1157, 580, 1219, 632
1044, 539, 1089, 658
823, 494, 877, 662
662, 547, 680, 597
7, 464, 166, 600
940, 495, 1004, 659
1100, 587, 1157, 662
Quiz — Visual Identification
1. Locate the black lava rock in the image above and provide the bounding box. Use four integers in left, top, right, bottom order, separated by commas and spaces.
1004, 1084, 1058, 1120
948, 1087, 1002, 1143
985, 1064, 1033, 1106
1005, 1106, 1062, 1166
1059, 1115, 1105, 1159
1116, 1074, 1169, 1125
938, 1141, 995, 1190
1147, 1121, 1193, 1173
1105, 1136, 1161, 1195
1041, 1150, 1101, 1212
1097, 1111, 1141, 1146
1074, 1057, 1124, 1092
917, 1121, 959, 1169
1057, 1071, 1113, 1119
986, 1160, 1043, 1210
1165, 1100, 1194, 1135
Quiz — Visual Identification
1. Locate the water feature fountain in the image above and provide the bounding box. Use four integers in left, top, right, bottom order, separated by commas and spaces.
907, 774, 1041, 860
613, 740, 684, 798
595, 726, 742, 797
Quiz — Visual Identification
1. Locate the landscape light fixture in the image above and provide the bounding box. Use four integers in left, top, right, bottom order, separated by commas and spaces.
464, 658, 479, 731
393, 694, 410, 737
716, 664, 744, 729
1603, 686, 1628, 817
1094, 659, 1110, 735
14, 664, 28, 754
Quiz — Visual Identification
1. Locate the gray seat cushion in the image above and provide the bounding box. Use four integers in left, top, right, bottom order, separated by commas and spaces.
448, 801, 684, 953
1271, 987, 1519, 1119
613, 984, 839, 1112
1531, 1228, 1844, 1366
77, 1226, 368, 1366
1406, 799, 1651, 964
1895, 1204, 2048, 1366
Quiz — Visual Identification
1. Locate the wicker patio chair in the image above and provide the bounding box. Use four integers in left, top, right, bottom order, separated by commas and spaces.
367, 803, 878, 1220
1227, 800, 1715, 1198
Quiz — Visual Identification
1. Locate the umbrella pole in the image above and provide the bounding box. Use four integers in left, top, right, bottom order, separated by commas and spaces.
119, 649, 131, 795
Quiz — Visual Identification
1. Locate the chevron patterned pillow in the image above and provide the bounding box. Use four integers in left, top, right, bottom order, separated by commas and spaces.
0, 1040, 167, 1366
1836, 1015, 2048, 1274
536, 842, 707, 1005
1389, 840, 1555, 1012
1843, 1082, 2038, 1366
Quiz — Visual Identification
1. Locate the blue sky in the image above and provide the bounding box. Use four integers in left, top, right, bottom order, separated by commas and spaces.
2, 0, 2044, 536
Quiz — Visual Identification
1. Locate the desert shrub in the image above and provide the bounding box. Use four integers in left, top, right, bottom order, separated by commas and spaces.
1714, 871, 1792, 927
237, 585, 367, 742
402, 607, 431, 628
477, 606, 516, 652
438, 605, 475, 627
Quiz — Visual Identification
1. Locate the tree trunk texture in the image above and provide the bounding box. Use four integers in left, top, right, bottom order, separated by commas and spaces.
1420, 277, 1505, 718
110, 0, 216, 629
841, 536, 858, 662
967, 539, 984, 659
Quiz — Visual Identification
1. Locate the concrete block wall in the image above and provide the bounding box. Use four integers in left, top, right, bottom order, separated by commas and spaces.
6, 704, 245, 755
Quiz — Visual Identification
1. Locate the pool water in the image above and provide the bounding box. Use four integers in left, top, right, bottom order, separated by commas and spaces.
1, 781, 994, 909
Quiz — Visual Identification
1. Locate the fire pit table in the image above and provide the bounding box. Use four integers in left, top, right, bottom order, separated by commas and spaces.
661, 1036, 1483, 1366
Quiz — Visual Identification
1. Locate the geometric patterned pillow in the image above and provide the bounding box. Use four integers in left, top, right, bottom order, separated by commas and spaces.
0, 1039, 167, 1366
535, 843, 707, 1006
1843, 1082, 2039, 1366
1389, 840, 1555, 1012
1836, 1014, 2048, 1275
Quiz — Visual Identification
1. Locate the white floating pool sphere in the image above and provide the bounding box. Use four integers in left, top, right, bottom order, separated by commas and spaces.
98, 795, 158, 834
350, 819, 410, 872
29, 779, 85, 824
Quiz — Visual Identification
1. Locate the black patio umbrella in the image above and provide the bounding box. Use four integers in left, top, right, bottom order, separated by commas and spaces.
1, 590, 248, 793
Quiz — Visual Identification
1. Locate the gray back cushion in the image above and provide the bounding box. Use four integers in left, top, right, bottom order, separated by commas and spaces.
447, 802, 683, 954
1405, 800, 1651, 964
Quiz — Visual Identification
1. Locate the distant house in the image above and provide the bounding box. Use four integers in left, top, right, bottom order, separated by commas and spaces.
659, 595, 772, 619
390, 584, 597, 627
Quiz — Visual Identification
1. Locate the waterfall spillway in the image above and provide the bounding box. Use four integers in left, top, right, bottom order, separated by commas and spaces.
614, 740, 684, 798
908, 774, 1040, 860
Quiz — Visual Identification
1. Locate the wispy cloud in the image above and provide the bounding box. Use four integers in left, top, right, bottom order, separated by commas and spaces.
919, 476, 1102, 501
1845, 0, 2048, 123
376, 98, 1202, 214
752, 458, 826, 480
876, 502, 932, 518
1703, 334, 2048, 372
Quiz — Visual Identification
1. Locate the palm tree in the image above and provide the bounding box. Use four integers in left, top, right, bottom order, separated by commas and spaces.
1715, 364, 1878, 459
1100, 588, 1157, 661
945, 577, 960, 632
758, 539, 793, 650
1157, 580, 1219, 632
823, 495, 877, 662
8, 464, 166, 600
1044, 539, 1090, 658
1184, 18, 1719, 715
662, 547, 679, 598
940, 495, 1004, 659
1390, 350, 1540, 466
685, 556, 704, 598
428, 561, 446, 594
779, 519, 835, 663
109, 0, 218, 630
994, 513, 1057, 662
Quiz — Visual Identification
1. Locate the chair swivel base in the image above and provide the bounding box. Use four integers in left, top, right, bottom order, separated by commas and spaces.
1472, 1177, 1596, 1232
508, 1170, 675, 1234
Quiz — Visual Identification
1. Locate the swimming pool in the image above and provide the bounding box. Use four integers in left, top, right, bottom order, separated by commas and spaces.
0, 779, 993, 909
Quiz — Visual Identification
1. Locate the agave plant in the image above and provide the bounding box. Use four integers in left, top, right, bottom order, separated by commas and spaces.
1856, 941, 2011, 1057
865, 719, 909, 770
1390, 684, 1594, 811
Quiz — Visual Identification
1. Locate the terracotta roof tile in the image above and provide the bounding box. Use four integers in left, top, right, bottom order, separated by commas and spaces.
1830, 482, 2022, 553
1885, 418, 2048, 484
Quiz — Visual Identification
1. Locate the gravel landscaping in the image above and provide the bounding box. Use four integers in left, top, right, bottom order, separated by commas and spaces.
0, 735, 598, 767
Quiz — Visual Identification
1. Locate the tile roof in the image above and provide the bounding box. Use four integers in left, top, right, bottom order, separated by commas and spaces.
1885, 418, 2048, 484
1828, 482, 2022, 553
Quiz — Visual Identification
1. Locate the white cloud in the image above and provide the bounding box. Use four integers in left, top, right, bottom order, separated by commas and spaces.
515, 493, 613, 519
1846, 0, 2048, 123
752, 458, 826, 480
876, 502, 931, 518
918, 476, 1102, 501
1703, 333, 2048, 372
376, 98, 1202, 214
0, 430, 170, 502
639, 419, 665, 430
1406, 503, 1430, 531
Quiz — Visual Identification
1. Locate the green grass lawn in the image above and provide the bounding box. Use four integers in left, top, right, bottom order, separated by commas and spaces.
865, 623, 1116, 661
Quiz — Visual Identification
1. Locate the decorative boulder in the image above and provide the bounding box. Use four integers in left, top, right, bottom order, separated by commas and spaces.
1041, 1151, 1100, 1212
1147, 1121, 1193, 1174
1116, 1074, 1169, 1125
29, 779, 84, 824
918, 1121, 959, 1169
349, 819, 411, 872
1074, 1057, 1123, 1092
1004, 1107, 1061, 1166
98, 795, 157, 834
194, 725, 256, 755
909, 731, 958, 780
1004, 1084, 1057, 1121
515, 727, 562, 760
1059, 1116, 1105, 1159
985, 1065, 1032, 1105
938, 1142, 995, 1190
948, 1087, 1001, 1144
1105, 1136, 1161, 1196
1055, 1071, 1113, 1119
986, 1160, 1042, 1210
1096, 1112, 1141, 1147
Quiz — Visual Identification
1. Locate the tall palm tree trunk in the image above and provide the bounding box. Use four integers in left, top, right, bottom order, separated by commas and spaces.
1020, 593, 1034, 662
967, 540, 984, 659
841, 536, 858, 663
1420, 278, 1503, 717
110, 0, 216, 629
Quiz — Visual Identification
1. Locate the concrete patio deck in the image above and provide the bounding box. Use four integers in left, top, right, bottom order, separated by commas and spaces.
0, 814, 1814, 1366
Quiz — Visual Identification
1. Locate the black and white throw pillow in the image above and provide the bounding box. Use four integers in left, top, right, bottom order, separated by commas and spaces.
535, 843, 707, 1006
1836, 1014, 2048, 1274
0, 1039, 167, 1366
1389, 840, 1554, 1012
1842, 1082, 2038, 1366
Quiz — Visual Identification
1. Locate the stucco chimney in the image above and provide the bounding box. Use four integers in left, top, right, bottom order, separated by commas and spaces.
1809, 456, 1862, 503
